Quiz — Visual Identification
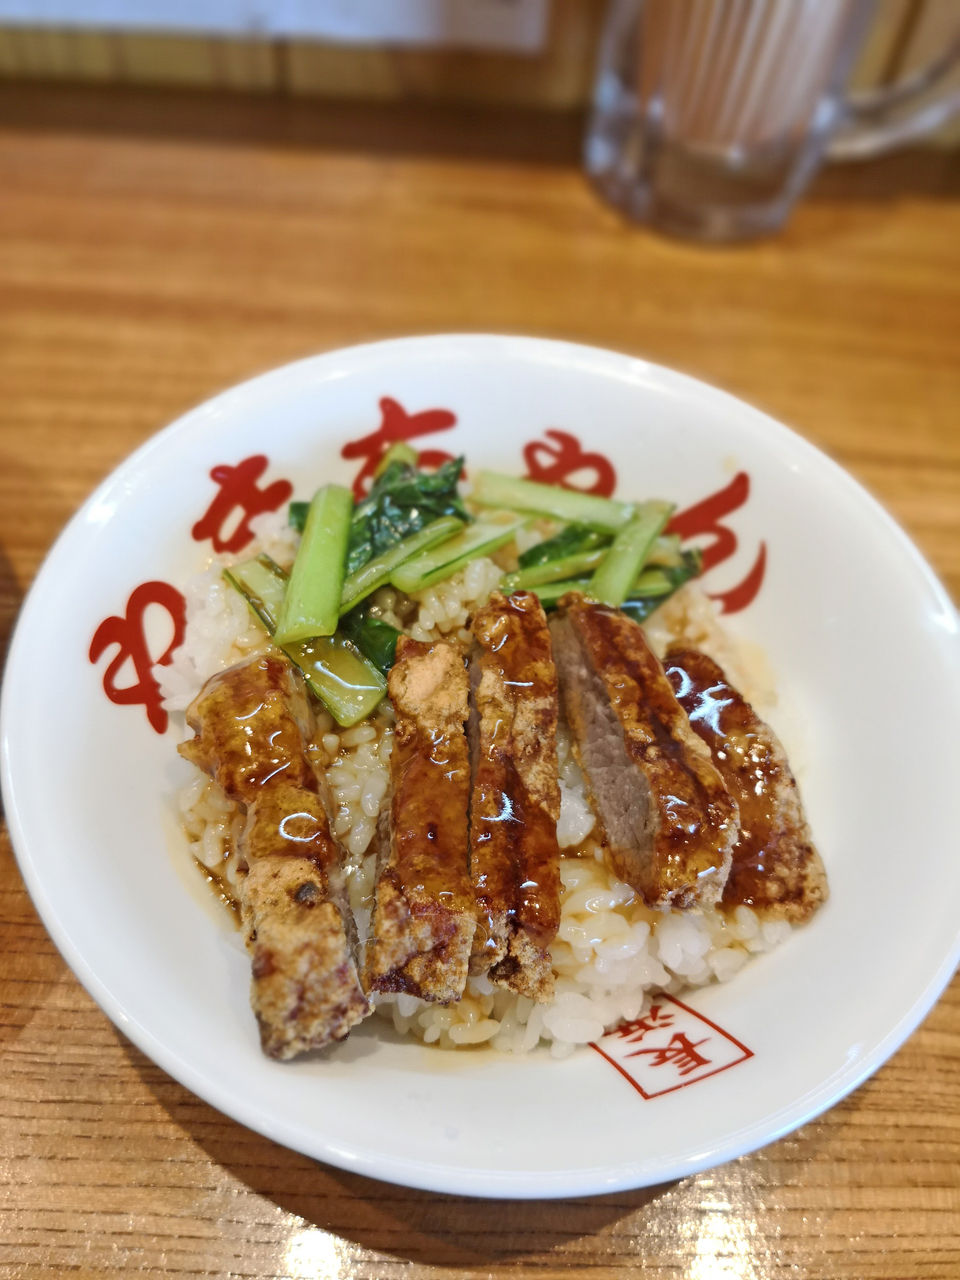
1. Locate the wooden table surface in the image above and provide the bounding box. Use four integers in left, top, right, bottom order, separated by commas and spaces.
1, 84, 958, 1279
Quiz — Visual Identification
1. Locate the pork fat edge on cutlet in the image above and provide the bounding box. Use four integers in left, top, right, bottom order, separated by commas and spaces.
179, 653, 370, 1060
362, 637, 477, 1003
666, 646, 828, 922
469, 591, 561, 1002
550, 594, 739, 910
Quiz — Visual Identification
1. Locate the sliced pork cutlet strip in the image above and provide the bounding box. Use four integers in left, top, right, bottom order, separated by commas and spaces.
549, 595, 739, 909
363, 637, 476, 1002
469, 591, 561, 1002
179, 653, 369, 1060
665, 646, 827, 922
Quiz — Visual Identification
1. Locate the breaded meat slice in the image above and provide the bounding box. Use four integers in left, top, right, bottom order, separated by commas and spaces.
180, 652, 369, 1059
363, 638, 476, 1002
550, 595, 739, 909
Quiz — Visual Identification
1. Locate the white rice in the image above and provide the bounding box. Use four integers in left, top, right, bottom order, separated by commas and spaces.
161, 512, 792, 1056
159, 510, 300, 713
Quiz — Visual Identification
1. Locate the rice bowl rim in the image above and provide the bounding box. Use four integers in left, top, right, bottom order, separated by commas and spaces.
1, 333, 958, 1198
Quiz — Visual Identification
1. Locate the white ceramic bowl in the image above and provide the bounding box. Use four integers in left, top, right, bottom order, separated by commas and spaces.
3, 335, 959, 1198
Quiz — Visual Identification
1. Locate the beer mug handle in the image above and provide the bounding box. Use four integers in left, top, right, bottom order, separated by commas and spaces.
829, 35, 960, 159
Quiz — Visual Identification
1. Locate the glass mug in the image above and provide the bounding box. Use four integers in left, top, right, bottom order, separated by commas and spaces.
585, 0, 960, 240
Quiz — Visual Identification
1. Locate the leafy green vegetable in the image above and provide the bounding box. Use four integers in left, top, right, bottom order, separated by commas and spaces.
527, 578, 592, 607
628, 568, 676, 598
501, 546, 608, 594
288, 500, 309, 533
339, 515, 465, 615
471, 471, 634, 532
619, 550, 702, 623
339, 608, 402, 675
589, 501, 674, 607
274, 484, 353, 644
222, 554, 287, 632
289, 456, 469, 568
287, 633, 387, 727
646, 534, 684, 568
517, 524, 610, 571
373, 441, 418, 477
526, 547, 701, 616
345, 456, 469, 575
391, 516, 526, 594
223, 554, 387, 725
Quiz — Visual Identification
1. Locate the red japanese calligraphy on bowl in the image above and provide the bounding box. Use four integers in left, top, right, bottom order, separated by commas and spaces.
87, 397, 766, 735
3, 336, 958, 1201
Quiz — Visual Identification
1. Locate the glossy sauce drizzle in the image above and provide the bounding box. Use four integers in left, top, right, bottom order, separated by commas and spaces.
179, 654, 341, 881
472, 756, 560, 948
383, 639, 474, 909
666, 648, 801, 913
470, 592, 561, 951
571, 601, 736, 885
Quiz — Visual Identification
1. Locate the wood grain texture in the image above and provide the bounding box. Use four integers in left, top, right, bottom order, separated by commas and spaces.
1, 84, 958, 1280
0, 0, 956, 138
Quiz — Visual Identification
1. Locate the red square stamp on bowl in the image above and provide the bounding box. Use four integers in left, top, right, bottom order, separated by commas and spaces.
2, 335, 959, 1199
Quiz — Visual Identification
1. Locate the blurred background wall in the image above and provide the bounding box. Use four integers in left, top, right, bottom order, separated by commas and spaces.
0, 0, 957, 144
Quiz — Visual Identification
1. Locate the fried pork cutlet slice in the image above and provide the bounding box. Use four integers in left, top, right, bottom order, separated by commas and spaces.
665, 646, 827, 922
363, 638, 476, 1002
179, 653, 369, 1059
549, 595, 739, 909
469, 591, 561, 1002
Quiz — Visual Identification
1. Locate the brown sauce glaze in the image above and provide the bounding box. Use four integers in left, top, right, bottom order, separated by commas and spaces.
195, 859, 242, 925
558, 597, 738, 899
388, 717, 473, 907
382, 639, 473, 911
179, 653, 370, 1058
472, 756, 560, 948
469, 591, 561, 999
179, 653, 338, 888
665, 646, 827, 921
363, 638, 476, 1002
